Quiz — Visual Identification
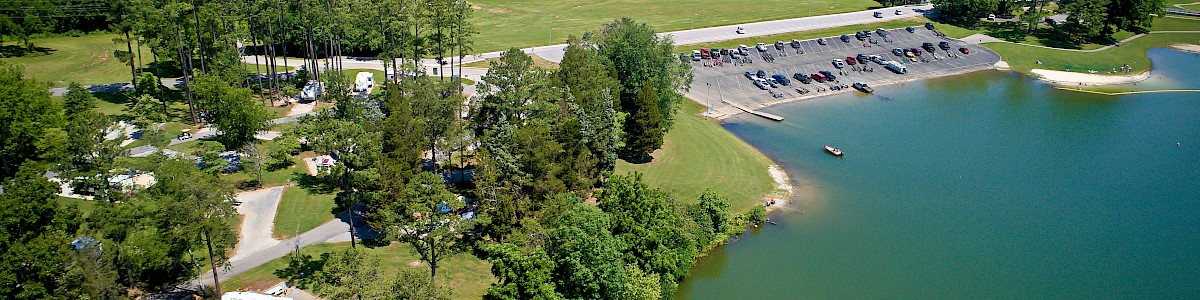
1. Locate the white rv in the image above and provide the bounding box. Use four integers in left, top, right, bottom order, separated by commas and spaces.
300, 81, 324, 101
354, 72, 375, 92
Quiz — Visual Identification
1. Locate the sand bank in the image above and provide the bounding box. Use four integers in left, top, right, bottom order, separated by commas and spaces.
1171, 43, 1200, 54
1031, 69, 1151, 86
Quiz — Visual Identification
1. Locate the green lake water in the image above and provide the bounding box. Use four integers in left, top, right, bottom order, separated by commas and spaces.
679, 48, 1200, 299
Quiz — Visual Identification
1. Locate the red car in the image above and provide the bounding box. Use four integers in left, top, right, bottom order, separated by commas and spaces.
701, 48, 711, 59
846, 56, 857, 65
959, 47, 970, 54
811, 73, 827, 82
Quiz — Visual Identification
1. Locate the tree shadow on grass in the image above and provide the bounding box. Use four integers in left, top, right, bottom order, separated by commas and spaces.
0, 44, 54, 58
293, 172, 338, 195
618, 152, 655, 164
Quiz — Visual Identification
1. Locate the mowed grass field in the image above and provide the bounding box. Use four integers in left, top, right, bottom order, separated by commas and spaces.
984, 17, 1200, 74
273, 184, 337, 239
1, 34, 152, 87
986, 32, 1200, 74
469, 0, 881, 52
222, 241, 493, 300
616, 100, 776, 214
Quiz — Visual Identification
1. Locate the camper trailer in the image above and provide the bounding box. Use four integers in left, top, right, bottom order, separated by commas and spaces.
300, 81, 324, 101
884, 61, 907, 74
354, 72, 375, 92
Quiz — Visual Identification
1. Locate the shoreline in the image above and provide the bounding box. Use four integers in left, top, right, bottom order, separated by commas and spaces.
707, 64, 997, 120
1171, 43, 1200, 54
1031, 69, 1151, 86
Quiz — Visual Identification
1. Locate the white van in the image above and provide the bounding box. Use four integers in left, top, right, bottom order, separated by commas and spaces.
354, 72, 375, 92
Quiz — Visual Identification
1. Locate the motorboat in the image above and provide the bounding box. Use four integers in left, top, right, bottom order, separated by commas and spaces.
824, 145, 843, 156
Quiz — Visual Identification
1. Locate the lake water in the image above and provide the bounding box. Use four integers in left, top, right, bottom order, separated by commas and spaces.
678, 48, 1200, 299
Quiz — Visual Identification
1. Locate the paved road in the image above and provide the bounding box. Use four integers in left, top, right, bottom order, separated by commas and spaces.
231, 187, 285, 262
147, 211, 366, 299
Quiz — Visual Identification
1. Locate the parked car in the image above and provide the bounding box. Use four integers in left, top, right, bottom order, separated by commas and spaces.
752, 80, 768, 90
874, 11, 883, 18
959, 47, 970, 54
872, 56, 887, 64
819, 70, 836, 81
736, 26, 745, 34
840, 34, 851, 43
833, 59, 845, 68
906, 26, 915, 33
765, 79, 779, 88
939, 41, 951, 50
925, 22, 936, 30
811, 73, 826, 82
911, 48, 922, 56
738, 44, 750, 54
892, 48, 905, 56
744, 71, 756, 80
756, 43, 768, 51
692, 50, 701, 61
775, 41, 785, 50
711, 48, 721, 59
922, 42, 936, 52
731, 52, 741, 59
845, 56, 857, 65
720, 48, 730, 55
817, 38, 828, 45
756, 70, 767, 78
793, 72, 813, 84
772, 74, 791, 85
791, 39, 802, 48
876, 28, 889, 36
856, 54, 869, 64
701, 48, 711, 59
895, 9, 903, 15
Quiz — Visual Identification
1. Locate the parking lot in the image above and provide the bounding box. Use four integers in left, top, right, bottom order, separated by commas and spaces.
686, 25, 1001, 117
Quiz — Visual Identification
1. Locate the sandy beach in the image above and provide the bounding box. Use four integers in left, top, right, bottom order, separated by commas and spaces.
1171, 43, 1200, 54
765, 165, 798, 213
1031, 69, 1151, 86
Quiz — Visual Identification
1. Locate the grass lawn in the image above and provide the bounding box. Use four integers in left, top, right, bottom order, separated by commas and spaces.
469, 0, 880, 52
615, 100, 776, 214
273, 184, 336, 239
1153, 16, 1200, 31
984, 32, 1200, 74
675, 17, 978, 53
223, 155, 305, 189
0, 33, 153, 87
57, 196, 100, 216
463, 55, 560, 69
242, 62, 294, 74
222, 241, 493, 300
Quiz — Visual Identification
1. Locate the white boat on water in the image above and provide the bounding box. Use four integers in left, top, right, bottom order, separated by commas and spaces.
825, 145, 844, 156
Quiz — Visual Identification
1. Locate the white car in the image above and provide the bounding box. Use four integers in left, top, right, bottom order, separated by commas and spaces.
736, 26, 745, 34
895, 9, 903, 15
832, 59, 846, 69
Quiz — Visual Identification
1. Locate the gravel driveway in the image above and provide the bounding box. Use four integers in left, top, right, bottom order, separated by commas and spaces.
231, 186, 285, 261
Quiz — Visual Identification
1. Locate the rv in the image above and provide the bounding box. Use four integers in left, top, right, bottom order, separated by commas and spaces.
300, 81, 324, 101
884, 61, 907, 74
354, 72, 375, 92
